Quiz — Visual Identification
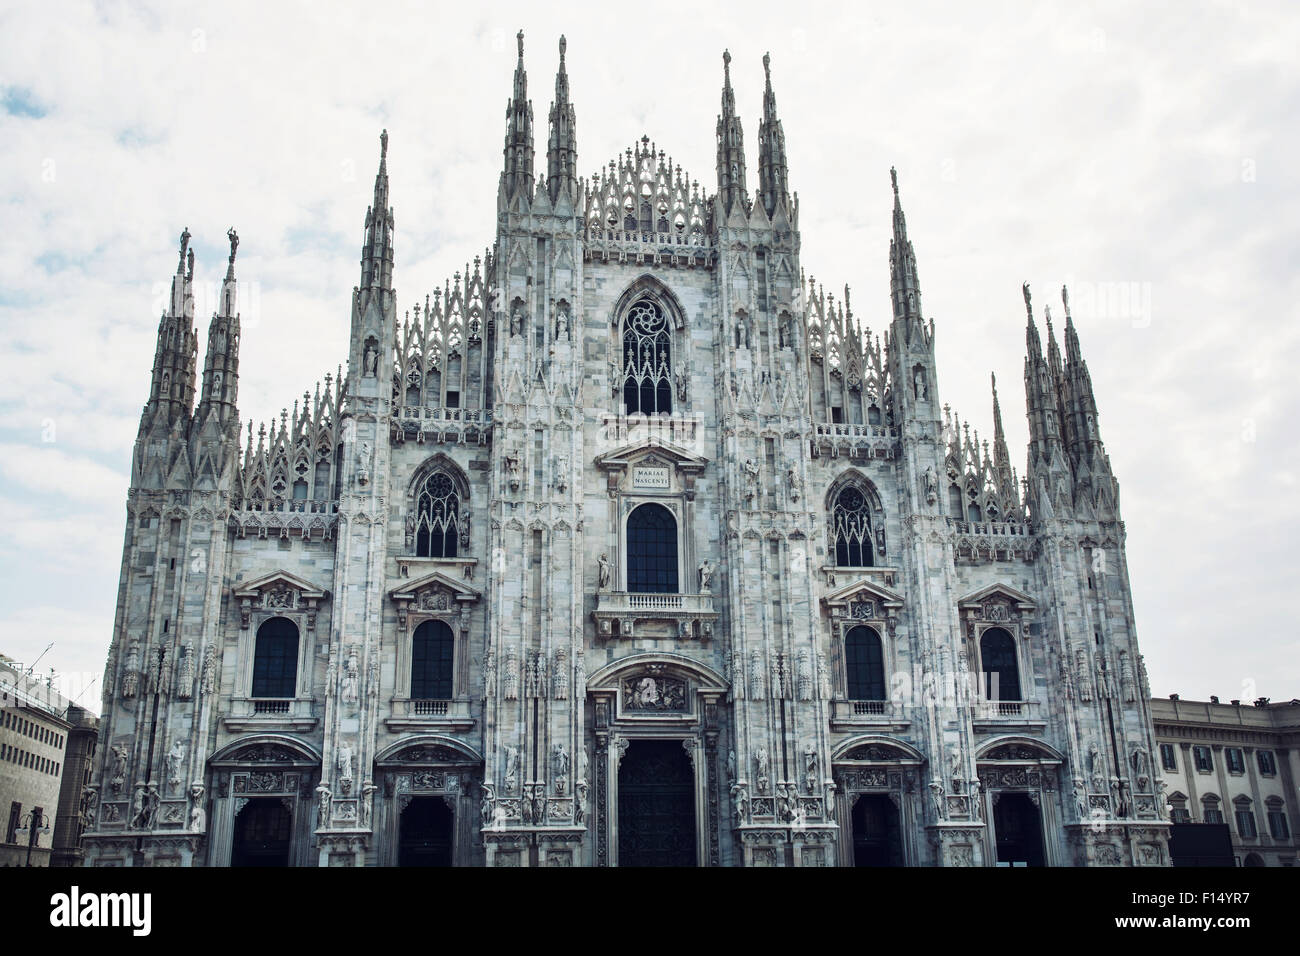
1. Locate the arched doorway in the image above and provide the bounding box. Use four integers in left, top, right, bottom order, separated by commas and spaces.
231, 798, 292, 867
398, 797, 454, 867
618, 739, 696, 866
992, 793, 1045, 866
852, 793, 903, 866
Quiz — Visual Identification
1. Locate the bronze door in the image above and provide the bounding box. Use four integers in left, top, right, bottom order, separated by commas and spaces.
618, 739, 696, 867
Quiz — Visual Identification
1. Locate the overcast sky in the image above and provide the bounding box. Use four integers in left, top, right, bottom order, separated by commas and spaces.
1, 1, 1296, 711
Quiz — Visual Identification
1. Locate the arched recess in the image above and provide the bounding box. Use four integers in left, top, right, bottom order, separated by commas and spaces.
975, 736, 1065, 867
373, 734, 484, 868
585, 652, 728, 869
206, 734, 322, 869
830, 735, 926, 867
405, 453, 471, 557
824, 468, 886, 566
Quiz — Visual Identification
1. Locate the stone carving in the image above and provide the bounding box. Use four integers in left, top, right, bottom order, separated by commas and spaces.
623, 675, 687, 711
754, 747, 770, 794
110, 745, 128, 794
749, 649, 765, 701
785, 462, 802, 502
816, 652, 831, 700
483, 651, 496, 699
730, 782, 749, 825
356, 441, 371, 486
574, 780, 589, 825
316, 784, 331, 828
165, 739, 186, 792
503, 649, 519, 700
201, 645, 216, 697
1096, 651, 1115, 699
1088, 743, 1105, 792
337, 741, 354, 793
480, 782, 497, 827
913, 366, 927, 401
504, 745, 519, 793
177, 641, 194, 699
552, 646, 568, 700
342, 646, 360, 704
573, 649, 586, 697
796, 648, 812, 701
363, 342, 378, 377
597, 553, 611, 590
188, 784, 205, 832
1076, 650, 1095, 702
553, 744, 570, 795
923, 465, 937, 504
804, 745, 819, 793
742, 458, 759, 504
555, 307, 569, 341
121, 643, 139, 699
361, 779, 378, 828
928, 780, 945, 821
697, 558, 714, 593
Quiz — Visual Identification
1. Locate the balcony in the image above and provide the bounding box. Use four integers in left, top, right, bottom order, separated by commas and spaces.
384, 697, 474, 732
830, 699, 910, 732
971, 699, 1045, 732
222, 697, 318, 732
592, 590, 719, 641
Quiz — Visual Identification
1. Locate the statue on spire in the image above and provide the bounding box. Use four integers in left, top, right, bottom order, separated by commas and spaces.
517, 29, 524, 58
380, 128, 388, 160
178, 227, 191, 271
1061, 284, 1071, 318
227, 228, 239, 265
1022, 281, 1032, 317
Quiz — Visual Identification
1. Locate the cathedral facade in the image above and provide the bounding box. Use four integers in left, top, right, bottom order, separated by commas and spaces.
82, 35, 1169, 867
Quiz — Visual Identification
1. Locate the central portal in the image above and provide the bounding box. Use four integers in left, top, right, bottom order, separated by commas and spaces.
618, 739, 696, 867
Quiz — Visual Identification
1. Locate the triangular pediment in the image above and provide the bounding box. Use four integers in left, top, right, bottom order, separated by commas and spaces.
388, 569, 481, 604
956, 583, 1036, 613
593, 437, 708, 473
233, 569, 328, 601
822, 578, 905, 610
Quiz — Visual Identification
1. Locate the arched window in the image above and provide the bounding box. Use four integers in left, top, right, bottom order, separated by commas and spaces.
626, 503, 678, 593
832, 486, 873, 567
622, 298, 672, 416
252, 617, 299, 698
845, 625, 886, 701
967, 502, 982, 524
414, 471, 460, 558
979, 627, 1021, 701
411, 620, 454, 699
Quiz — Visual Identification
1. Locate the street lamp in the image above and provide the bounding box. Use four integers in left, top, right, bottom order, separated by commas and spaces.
14, 808, 51, 867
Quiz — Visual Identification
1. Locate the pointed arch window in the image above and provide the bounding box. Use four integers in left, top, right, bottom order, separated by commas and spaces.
626, 503, 678, 593
622, 298, 672, 416
832, 486, 873, 567
411, 620, 455, 699
979, 627, 1021, 701
252, 617, 299, 698
845, 625, 886, 701
415, 471, 460, 558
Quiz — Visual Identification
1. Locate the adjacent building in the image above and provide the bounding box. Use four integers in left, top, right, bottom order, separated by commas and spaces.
1152, 695, 1298, 867
83, 36, 1168, 867
0, 655, 99, 866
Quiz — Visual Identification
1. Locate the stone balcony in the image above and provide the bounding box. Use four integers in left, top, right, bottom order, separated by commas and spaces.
829, 699, 910, 732
970, 698, 1046, 732
222, 697, 318, 732
592, 590, 718, 641
390, 405, 492, 445
810, 421, 899, 461
384, 697, 475, 732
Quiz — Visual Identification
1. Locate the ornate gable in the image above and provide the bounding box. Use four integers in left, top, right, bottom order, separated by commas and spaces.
956, 583, 1036, 624
232, 570, 329, 630
388, 569, 481, 630
821, 579, 905, 621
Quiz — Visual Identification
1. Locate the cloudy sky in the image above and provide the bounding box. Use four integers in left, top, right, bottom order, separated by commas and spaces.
1, 1, 1296, 710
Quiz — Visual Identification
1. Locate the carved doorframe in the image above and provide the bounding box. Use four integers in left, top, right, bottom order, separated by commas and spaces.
830, 736, 925, 867
588, 653, 727, 867
374, 736, 484, 867
975, 737, 1064, 867
207, 735, 321, 868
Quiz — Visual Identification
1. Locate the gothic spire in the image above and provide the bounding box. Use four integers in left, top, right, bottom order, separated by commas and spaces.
547, 34, 577, 202
1022, 282, 1063, 463
144, 227, 199, 431
502, 29, 535, 203
1059, 284, 1107, 471
360, 130, 394, 291
757, 51, 789, 218
991, 372, 1016, 500
715, 49, 747, 216
888, 168, 924, 336
198, 227, 241, 423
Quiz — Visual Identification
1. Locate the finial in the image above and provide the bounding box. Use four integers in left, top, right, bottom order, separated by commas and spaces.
890, 166, 898, 197
763, 51, 771, 82
559, 35, 566, 60
178, 227, 191, 270
380, 128, 388, 160
1061, 284, 1071, 319
723, 49, 731, 82
227, 228, 239, 265
517, 30, 524, 58
1022, 281, 1032, 317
